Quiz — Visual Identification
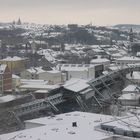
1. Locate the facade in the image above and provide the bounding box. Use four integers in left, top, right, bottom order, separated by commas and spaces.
119, 84, 140, 106
115, 56, 140, 67
57, 64, 103, 80
0, 64, 12, 93
0, 56, 27, 74
21, 67, 62, 84
90, 58, 110, 70
20, 67, 46, 79
39, 70, 62, 84
12, 74, 21, 90
126, 71, 140, 84
118, 93, 140, 106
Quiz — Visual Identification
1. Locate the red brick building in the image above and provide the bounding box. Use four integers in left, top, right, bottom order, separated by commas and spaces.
0, 64, 12, 93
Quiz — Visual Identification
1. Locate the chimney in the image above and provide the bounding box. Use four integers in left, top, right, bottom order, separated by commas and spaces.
72, 122, 77, 127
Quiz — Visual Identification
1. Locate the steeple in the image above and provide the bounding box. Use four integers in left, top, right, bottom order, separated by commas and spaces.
129, 27, 134, 43
128, 27, 134, 54
17, 18, 21, 25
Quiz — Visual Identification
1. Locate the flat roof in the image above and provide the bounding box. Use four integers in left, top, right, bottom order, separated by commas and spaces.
90, 58, 110, 64
63, 78, 89, 93
116, 56, 140, 61
1, 56, 27, 61
0, 111, 114, 140
20, 84, 59, 91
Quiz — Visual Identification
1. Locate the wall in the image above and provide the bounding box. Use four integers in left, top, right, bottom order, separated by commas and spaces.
39, 71, 62, 84
3, 66, 12, 91
25, 122, 44, 129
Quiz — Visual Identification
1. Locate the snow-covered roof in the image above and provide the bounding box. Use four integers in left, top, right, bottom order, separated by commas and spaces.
27, 67, 46, 74
34, 90, 48, 93
111, 53, 122, 57
116, 56, 140, 61
21, 79, 48, 85
20, 84, 59, 91
0, 95, 17, 103
126, 71, 140, 80
47, 70, 61, 74
90, 58, 110, 64
0, 111, 114, 140
12, 74, 20, 79
57, 64, 96, 72
1, 56, 26, 61
122, 85, 140, 93
37, 49, 56, 63
108, 66, 121, 71
63, 78, 89, 92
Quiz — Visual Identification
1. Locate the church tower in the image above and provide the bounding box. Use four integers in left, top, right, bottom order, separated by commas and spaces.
128, 28, 134, 54
129, 28, 134, 43
17, 18, 21, 25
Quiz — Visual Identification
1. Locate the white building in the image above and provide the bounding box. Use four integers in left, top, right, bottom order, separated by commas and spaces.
0, 111, 138, 140
126, 71, 140, 84
90, 58, 110, 70
118, 93, 140, 106
20, 67, 46, 79
63, 78, 94, 100
118, 85, 140, 106
0, 111, 115, 140
122, 85, 139, 94
39, 70, 63, 84
115, 56, 140, 67
21, 67, 63, 84
57, 64, 103, 80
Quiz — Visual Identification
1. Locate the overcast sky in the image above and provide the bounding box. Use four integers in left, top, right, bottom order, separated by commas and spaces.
0, 0, 140, 25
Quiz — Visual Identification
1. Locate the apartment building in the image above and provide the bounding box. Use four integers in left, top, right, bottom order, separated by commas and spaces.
0, 64, 12, 93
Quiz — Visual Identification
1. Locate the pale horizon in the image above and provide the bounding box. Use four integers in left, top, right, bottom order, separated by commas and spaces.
0, 0, 140, 26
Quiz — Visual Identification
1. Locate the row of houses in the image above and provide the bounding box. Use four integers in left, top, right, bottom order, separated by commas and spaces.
1, 55, 140, 94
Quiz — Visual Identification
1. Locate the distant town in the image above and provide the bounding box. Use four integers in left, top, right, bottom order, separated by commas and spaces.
1, 19, 140, 139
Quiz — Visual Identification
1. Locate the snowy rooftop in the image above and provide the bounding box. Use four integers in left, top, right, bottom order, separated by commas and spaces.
1, 56, 26, 61
126, 71, 140, 80
47, 70, 61, 74
90, 58, 110, 64
27, 67, 46, 74
34, 90, 48, 93
20, 84, 60, 91
12, 74, 20, 79
57, 64, 96, 71
21, 79, 48, 85
116, 56, 140, 61
63, 78, 89, 92
122, 85, 140, 93
0, 95, 20, 103
0, 111, 114, 140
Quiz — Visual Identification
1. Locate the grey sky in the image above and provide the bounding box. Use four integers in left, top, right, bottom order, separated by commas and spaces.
0, 0, 139, 25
